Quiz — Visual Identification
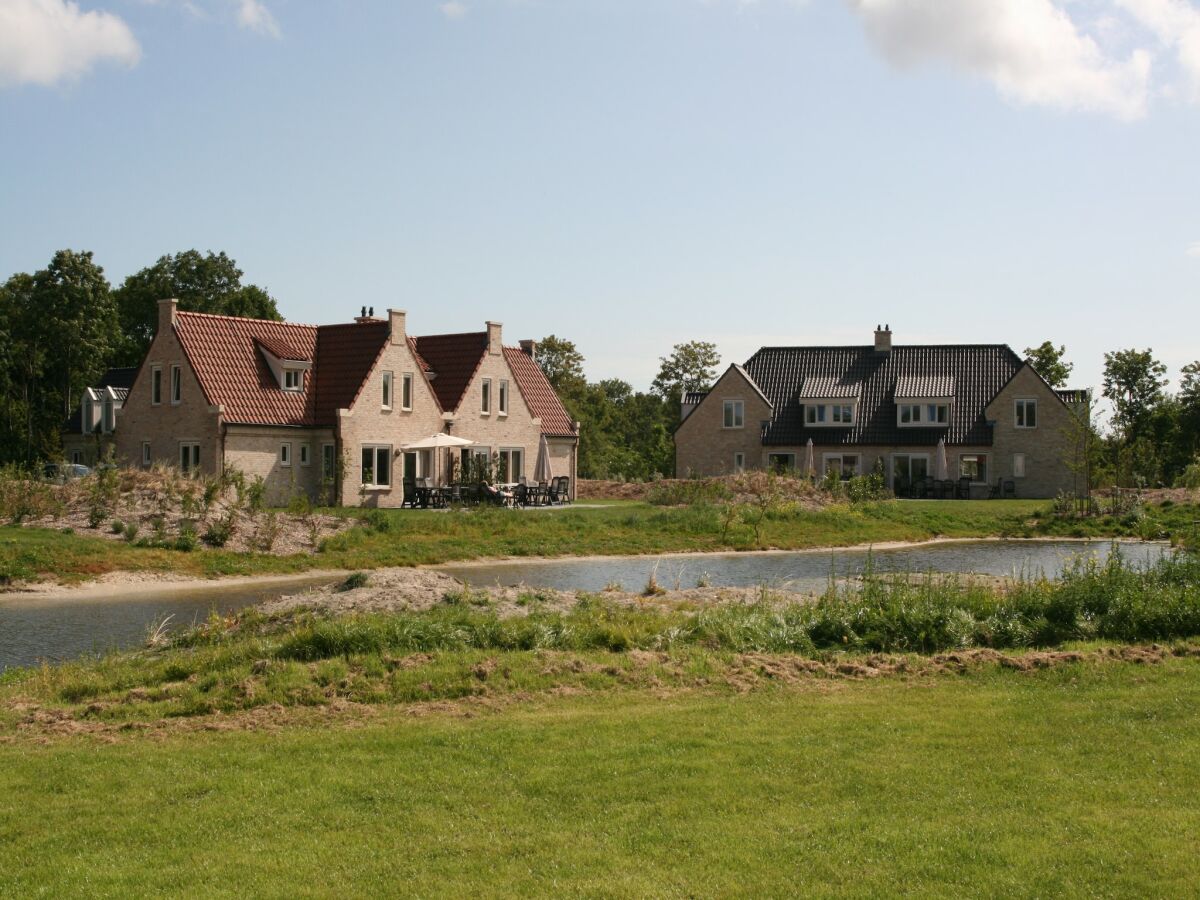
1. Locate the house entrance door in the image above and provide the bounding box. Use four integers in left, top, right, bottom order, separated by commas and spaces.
891, 454, 929, 495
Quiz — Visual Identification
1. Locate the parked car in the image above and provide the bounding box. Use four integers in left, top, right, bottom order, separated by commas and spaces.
43, 463, 91, 483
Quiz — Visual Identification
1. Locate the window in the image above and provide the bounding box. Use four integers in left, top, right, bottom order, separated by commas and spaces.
1015, 399, 1037, 429
498, 448, 523, 482
832, 405, 853, 424
401, 373, 413, 411
170, 365, 181, 404
70, 450, 83, 464
926, 404, 949, 424
481, 378, 492, 414
283, 369, 303, 391
381, 372, 393, 410
767, 453, 795, 473
322, 443, 336, 479
499, 380, 509, 416
891, 454, 930, 493
280, 443, 292, 467
733, 452, 745, 473
899, 403, 949, 427
723, 399, 745, 429
823, 453, 861, 479
151, 367, 162, 405
299, 443, 311, 466
141, 441, 151, 467
102, 399, 114, 434
805, 404, 827, 425
361, 445, 391, 488
83, 398, 94, 432
179, 442, 200, 475
960, 454, 988, 484
1013, 453, 1026, 478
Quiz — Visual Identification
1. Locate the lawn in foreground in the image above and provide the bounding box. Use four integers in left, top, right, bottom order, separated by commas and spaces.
3, 660, 1199, 896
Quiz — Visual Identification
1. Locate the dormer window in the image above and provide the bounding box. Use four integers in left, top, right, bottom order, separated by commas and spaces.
898, 402, 950, 427
256, 337, 313, 393
283, 369, 303, 391
805, 401, 856, 427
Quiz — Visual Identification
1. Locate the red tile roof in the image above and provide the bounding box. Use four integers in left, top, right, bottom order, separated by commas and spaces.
504, 346, 576, 436
413, 332, 488, 412
254, 334, 311, 362
174, 312, 319, 426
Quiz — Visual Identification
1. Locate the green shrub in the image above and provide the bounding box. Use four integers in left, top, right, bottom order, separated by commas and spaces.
122, 521, 139, 543
110, 519, 125, 534
202, 512, 235, 548
340, 572, 369, 591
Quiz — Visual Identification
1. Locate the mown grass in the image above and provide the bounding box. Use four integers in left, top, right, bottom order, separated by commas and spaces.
4, 498, 1198, 586
5, 550, 1199, 724
3, 660, 1200, 895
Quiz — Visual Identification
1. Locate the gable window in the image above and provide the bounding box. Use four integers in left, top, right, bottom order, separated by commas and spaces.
499, 379, 509, 416
141, 441, 151, 468
280, 443, 292, 467
1015, 399, 1037, 429
151, 367, 162, 405
733, 452, 745, 474
299, 443, 311, 466
283, 369, 303, 391
401, 373, 413, 411
322, 443, 336, 479
723, 399, 745, 429
960, 454, 988, 484
179, 442, 200, 475
361, 445, 392, 488
481, 378, 492, 415
381, 372, 393, 410
170, 365, 181, 404
1013, 453, 1027, 478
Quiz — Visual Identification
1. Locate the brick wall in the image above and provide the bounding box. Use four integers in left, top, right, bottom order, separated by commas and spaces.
675, 366, 772, 477
986, 365, 1083, 499
225, 426, 335, 505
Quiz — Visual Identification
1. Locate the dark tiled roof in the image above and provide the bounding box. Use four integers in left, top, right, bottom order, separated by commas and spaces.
413, 332, 488, 411
895, 375, 956, 398
62, 368, 139, 433
503, 346, 576, 436
797, 376, 860, 399
1056, 388, 1090, 404
311, 321, 391, 423
743, 344, 1025, 446
683, 391, 709, 406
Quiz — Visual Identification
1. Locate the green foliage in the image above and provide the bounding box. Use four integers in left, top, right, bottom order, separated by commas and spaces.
651, 340, 720, 407
339, 571, 370, 591
202, 513, 235, 548
246, 476, 266, 513
645, 479, 732, 506
122, 521, 139, 543
1023, 340, 1073, 388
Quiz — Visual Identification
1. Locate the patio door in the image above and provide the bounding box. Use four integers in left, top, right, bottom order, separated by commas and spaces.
891, 454, 929, 494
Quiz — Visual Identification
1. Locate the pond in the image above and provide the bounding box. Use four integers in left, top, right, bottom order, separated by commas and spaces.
0, 574, 339, 672
439, 539, 1169, 595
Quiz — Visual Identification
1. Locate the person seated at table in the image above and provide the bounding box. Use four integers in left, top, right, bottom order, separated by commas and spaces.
482, 481, 514, 505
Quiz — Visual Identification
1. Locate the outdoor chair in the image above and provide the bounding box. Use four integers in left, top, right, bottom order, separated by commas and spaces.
446, 484, 463, 506
537, 481, 549, 507
956, 477, 972, 500
558, 476, 571, 503
1003, 479, 1016, 499
988, 479, 1002, 500
549, 477, 566, 504
514, 483, 529, 508
402, 478, 417, 508
935, 479, 954, 500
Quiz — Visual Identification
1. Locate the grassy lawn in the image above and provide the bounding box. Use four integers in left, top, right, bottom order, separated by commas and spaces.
3, 497, 1195, 586
3, 658, 1199, 896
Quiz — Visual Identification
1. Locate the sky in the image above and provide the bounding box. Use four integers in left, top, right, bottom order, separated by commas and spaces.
1, 0, 1199, 399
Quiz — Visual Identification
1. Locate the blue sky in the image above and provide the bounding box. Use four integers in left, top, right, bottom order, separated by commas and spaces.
2, 0, 1199, 398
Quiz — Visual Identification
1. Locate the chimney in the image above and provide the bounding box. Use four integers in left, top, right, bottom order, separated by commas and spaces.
486, 320, 502, 355
874, 323, 892, 353
158, 298, 178, 335
519, 339, 537, 358
388, 308, 407, 345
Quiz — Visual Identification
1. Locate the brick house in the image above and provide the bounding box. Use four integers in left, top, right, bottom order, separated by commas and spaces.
115, 300, 578, 506
675, 327, 1089, 499
61, 367, 138, 466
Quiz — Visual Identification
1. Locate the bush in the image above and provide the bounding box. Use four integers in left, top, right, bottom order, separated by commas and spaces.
174, 522, 199, 552
122, 522, 139, 543
362, 509, 394, 533
646, 480, 732, 506
202, 513, 235, 548
110, 519, 125, 535
339, 572, 370, 591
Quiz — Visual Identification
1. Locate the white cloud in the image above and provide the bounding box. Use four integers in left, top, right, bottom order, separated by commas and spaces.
844, 0, 1152, 120
440, 1, 467, 19
235, 0, 279, 38
1116, 0, 1200, 100
0, 0, 140, 87
1188, 241, 1200, 257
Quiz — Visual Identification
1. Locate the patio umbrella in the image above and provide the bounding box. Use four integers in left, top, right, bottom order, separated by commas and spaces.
534, 434, 553, 484
935, 438, 948, 481
402, 433, 475, 486
804, 439, 815, 479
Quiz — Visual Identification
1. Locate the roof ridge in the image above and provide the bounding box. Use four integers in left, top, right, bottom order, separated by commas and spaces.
415, 330, 487, 341
752, 343, 1013, 352
176, 310, 320, 329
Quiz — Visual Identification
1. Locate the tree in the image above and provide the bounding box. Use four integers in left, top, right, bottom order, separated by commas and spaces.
1102, 348, 1167, 443
1023, 341, 1073, 388
535, 335, 587, 396
651, 341, 720, 406
113, 250, 281, 362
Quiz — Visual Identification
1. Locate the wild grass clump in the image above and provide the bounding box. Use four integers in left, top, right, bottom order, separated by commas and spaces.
646, 480, 732, 506
340, 571, 370, 591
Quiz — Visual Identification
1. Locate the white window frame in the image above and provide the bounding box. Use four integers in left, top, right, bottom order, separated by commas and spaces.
1015, 399, 1038, 429
361, 444, 392, 489
170, 365, 181, 405
481, 378, 492, 415
498, 447, 523, 482
767, 452, 796, 472
141, 441, 151, 468
1013, 453, 1027, 479
723, 399, 745, 429
898, 400, 950, 428
381, 371, 393, 410
823, 453, 862, 478
151, 366, 162, 406
102, 398, 115, 434
283, 369, 303, 392
733, 452, 745, 474
179, 442, 200, 474
831, 404, 855, 425
959, 453, 989, 485
401, 373, 413, 411
280, 442, 292, 467
322, 443, 336, 479
499, 379, 509, 417
890, 453, 931, 490
299, 443, 311, 466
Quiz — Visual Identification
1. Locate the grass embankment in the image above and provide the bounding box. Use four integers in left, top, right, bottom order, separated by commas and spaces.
3, 660, 1200, 895
4, 497, 1198, 586
5, 551, 1198, 723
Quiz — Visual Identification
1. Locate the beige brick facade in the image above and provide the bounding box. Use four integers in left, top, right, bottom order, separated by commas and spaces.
675, 366, 773, 478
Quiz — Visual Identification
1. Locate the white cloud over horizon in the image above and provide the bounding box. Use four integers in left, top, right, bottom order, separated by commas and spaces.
235, 0, 279, 38
0, 0, 140, 88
